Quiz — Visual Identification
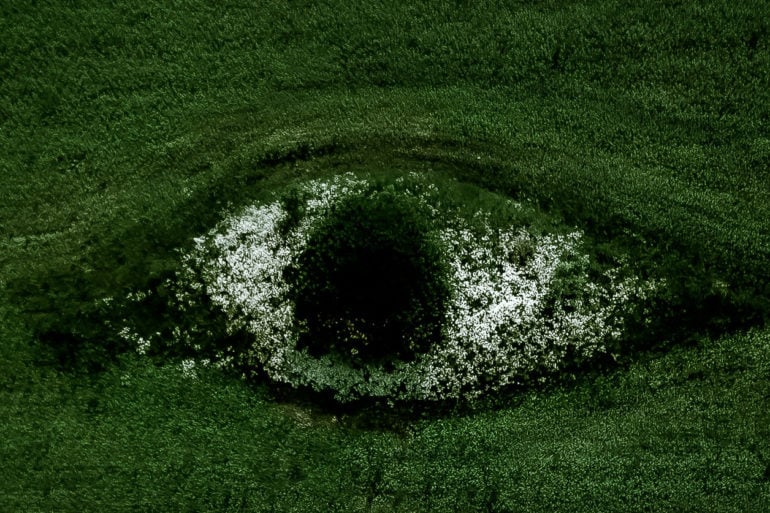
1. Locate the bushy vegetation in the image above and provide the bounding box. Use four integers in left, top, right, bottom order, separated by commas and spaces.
109, 173, 654, 404
2, 0, 770, 510
286, 183, 449, 366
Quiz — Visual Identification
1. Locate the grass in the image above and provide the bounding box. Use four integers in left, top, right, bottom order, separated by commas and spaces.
3, 294, 769, 512
2, 0, 770, 511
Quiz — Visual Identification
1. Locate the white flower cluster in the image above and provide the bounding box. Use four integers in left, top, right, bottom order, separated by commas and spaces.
118, 326, 152, 355
173, 173, 654, 401
420, 224, 634, 399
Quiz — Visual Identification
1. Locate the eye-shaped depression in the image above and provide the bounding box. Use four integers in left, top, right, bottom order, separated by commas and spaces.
122, 172, 659, 402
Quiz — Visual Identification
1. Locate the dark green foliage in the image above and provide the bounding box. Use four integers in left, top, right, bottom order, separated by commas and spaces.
3, 300, 770, 512
286, 188, 450, 366
277, 185, 310, 238
2, 0, 770, 510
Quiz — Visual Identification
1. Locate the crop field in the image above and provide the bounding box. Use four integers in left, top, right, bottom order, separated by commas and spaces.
2, 1, 770, 511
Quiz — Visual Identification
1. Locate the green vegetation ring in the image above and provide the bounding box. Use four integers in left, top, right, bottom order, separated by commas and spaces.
165, 173, 656, 402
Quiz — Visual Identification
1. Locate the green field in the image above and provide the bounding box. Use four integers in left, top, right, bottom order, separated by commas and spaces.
2, 1, 770, 511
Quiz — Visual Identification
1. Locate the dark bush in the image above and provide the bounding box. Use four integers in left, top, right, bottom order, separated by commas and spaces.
285, 189, 451, 367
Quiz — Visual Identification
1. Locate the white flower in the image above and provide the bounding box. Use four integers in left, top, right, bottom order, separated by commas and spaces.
180, 358, 198, 379
170, 173, 656, 401
118, 326, 152, 355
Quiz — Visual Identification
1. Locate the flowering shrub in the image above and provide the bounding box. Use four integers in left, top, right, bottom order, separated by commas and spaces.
122, 172, 659, 402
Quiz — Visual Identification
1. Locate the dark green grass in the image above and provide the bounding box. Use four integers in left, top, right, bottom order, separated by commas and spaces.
3, 295, 770, 512
2, 0, 770, 510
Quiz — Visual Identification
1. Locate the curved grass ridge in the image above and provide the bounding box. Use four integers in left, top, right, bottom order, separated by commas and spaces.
166, 173, 658, 401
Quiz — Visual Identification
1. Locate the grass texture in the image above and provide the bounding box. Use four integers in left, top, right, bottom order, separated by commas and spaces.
1, 0, 770, 511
